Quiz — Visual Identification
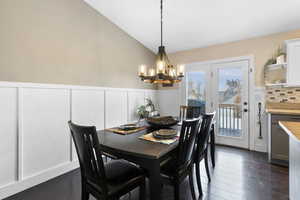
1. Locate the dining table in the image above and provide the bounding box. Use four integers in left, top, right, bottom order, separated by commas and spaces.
97, 121, 215, 200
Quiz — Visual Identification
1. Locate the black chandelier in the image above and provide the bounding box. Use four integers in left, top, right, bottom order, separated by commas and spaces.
138, 0, 184, 87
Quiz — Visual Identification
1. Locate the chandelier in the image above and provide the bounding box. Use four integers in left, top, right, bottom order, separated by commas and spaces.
138, 0, 185, 87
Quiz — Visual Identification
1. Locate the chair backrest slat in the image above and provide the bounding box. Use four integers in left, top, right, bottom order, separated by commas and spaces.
68, 121, 107, 194
177, 118, 200, 169
195, 112, 215, 159
179, 105, 203, 121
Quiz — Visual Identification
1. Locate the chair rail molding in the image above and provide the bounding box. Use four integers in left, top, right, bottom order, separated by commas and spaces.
0, 81, 157, 199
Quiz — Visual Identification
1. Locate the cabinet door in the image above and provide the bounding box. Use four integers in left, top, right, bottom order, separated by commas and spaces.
287, 40, 300, 86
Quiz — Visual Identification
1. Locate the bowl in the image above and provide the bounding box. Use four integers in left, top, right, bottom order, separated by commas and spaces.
119, 124, 138, 130
146, 116, 178, 128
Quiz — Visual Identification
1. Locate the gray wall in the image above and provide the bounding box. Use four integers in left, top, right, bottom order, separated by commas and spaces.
0, 0, 156, 89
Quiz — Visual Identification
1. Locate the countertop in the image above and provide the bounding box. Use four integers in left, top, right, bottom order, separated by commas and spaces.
266, 108, 300, 115
279, 121, 300, 142
266, 103, 300, 115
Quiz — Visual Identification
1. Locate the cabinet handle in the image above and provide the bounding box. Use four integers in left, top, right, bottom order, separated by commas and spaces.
289, 117, 300, 120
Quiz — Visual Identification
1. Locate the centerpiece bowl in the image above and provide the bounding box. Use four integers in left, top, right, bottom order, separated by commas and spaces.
146, 116, 178, 129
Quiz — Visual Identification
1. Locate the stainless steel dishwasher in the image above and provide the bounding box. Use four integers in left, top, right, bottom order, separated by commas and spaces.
268, 114, 300, 166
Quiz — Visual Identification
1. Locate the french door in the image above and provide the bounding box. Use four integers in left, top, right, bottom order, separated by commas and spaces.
185, 60, 250, 149
212, 61, 249, 149
185, 63, 211, 115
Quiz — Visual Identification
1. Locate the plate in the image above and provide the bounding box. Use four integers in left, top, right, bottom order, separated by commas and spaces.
153, 129, 177, 139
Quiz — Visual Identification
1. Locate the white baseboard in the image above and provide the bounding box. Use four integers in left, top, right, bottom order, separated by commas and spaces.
0, 161, 79, 199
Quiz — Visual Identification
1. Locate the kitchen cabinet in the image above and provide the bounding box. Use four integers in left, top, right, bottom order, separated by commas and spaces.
286, 39, 300, 86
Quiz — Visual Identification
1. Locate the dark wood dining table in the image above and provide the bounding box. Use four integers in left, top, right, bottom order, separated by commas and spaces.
97, 123, 215, 200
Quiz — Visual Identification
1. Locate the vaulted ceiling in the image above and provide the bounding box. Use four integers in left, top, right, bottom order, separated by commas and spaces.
84, 0, 300, 53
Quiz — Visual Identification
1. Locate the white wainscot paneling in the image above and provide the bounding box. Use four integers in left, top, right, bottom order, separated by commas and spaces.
145, 90, 158, 110
0, 81, 157, 199
22, 88, 71, 179
0, 88, 18, 187
158, 89, 180, 116
105, 90, 128, 128
72, 89, 105, 129
71, 89, 105, 161
128, 91, 145, 122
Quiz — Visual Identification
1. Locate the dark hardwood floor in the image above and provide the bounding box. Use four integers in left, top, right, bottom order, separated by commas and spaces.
5, 146, 289, 200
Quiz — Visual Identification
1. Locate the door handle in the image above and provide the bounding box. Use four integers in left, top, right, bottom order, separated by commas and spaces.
243, 102, 248, 106
244, 109, 248, 112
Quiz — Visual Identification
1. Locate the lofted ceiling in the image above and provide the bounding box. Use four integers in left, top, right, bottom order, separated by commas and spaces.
84, 0, 300, 53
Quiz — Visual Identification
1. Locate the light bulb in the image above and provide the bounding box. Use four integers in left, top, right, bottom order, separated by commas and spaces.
139, 65, 147, 76
177, 64, 185, 76
169, 68, 175, 77
157, 61, 164, 74
149, 68, 155, 77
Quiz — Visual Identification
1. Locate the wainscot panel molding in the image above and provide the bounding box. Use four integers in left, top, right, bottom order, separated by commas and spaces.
105, 90, 128, 128
0, 81, 157, 199
158, 89, 180, 117
22, 88, 71, 179
0, 88, 18, 188
71, 89, 105, 161
128, 91, 145, 123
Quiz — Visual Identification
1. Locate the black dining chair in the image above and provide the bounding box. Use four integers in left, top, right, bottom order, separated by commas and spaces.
192, 112, 215, 196
68, 121, 146, 200
179, 105, 203, 121
159, 118, 200, 200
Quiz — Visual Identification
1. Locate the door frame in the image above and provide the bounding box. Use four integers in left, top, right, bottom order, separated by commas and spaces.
179, 55, 255, 150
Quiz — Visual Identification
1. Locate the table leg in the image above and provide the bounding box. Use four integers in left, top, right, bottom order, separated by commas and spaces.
210, 124, 215, 168
148, 160, 162, 200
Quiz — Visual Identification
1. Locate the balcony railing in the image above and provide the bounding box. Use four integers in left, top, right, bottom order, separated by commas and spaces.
218, 104, 242, 137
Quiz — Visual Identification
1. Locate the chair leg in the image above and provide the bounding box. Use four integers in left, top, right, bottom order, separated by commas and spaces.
195, 162, 203, 197
139, 179, 146, 200
189, 167, 196, 200
81, 184, 89, 200
204, 151, 211, 182
174, 181, 180, 200
210, 125, 216, 168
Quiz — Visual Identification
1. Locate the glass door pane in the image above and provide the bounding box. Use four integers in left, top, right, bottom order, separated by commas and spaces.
186, 71, 206, 114
217, 67, 243, 137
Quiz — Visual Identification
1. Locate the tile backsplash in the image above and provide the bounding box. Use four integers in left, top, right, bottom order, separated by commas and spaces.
266, 87, 300, 103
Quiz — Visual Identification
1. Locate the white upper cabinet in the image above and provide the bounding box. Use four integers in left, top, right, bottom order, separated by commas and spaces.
286, 39, 300, 86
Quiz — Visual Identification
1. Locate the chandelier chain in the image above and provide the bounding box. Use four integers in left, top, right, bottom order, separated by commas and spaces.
160, 0, 163, 47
